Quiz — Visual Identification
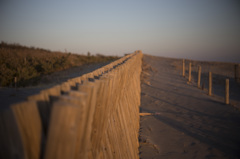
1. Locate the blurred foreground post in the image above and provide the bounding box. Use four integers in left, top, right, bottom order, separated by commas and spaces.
44, 101, 84, 159
198, 66, 201, 88
208, 72, 212, 96
11, 101, 42, 159
182, 59, 185, 77
0, 109, 25, 159
188, 62, 191, 82
225, 79, 229, 104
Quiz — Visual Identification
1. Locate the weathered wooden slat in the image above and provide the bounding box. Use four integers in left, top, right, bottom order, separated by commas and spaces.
11, 101, 42, 159
0, 109, 25, 159
44, 101, 82, 159
59, 91, 88, 159
77, 82, 99, 159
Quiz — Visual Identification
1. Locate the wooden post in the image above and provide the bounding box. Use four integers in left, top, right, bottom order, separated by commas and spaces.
27, 93, 50, 136
188, 62, 191, 82
225, 79, 229, 104
77, 82, 98, 159
89, 80, 109, 158
0, 109, 25, 159
198, 66, 201, 88
44, 101, 83, 159
208, 72, 212, 96
11, 101, 42, 159
59, 93, 88, 159
182, 59, 185, 77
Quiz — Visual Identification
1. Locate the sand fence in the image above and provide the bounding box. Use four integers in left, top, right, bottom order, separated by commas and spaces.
0, 51, 143, 159
182, 59, 240, 105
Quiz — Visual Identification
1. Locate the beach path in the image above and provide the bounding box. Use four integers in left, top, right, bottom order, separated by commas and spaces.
139, 55, 240, 159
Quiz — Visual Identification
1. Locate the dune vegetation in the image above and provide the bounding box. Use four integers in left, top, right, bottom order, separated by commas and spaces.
0, 42, 118, 87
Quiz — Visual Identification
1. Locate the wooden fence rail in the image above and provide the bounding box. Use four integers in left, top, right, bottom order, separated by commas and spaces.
0, 51, 143, 159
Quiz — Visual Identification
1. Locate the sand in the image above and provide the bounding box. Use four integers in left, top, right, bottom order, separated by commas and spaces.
139, 55, 240, 159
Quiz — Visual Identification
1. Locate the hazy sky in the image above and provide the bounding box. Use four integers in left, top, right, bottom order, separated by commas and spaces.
1, 0, 240, 62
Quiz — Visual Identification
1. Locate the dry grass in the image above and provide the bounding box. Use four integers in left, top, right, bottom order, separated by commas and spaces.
0, 42, 118, 87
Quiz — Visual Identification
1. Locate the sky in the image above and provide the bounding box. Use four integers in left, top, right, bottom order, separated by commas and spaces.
1, 0, 240, 62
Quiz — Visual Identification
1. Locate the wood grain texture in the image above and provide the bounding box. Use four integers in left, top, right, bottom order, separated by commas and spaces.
0, 109, 25, 159
11, 101, 42, 159
44, 101, 82, 159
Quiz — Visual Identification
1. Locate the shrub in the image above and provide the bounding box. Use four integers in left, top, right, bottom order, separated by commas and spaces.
0, 42, 119, 87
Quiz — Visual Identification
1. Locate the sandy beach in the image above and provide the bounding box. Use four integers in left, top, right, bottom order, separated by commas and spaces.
139, 55, 240, 159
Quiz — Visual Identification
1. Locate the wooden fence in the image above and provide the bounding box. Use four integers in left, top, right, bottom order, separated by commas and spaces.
0, 51, 143, 159
182, 59, 240, 105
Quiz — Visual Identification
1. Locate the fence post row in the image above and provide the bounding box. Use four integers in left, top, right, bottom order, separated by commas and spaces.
182, 61, 234, 105
1, 51, 143, 159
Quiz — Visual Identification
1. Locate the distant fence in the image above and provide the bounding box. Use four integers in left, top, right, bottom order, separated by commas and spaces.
182, 59, 240, 105
0, 51, 143, 159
